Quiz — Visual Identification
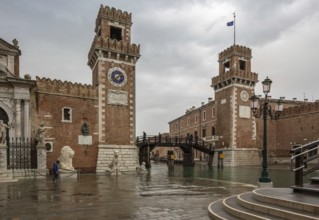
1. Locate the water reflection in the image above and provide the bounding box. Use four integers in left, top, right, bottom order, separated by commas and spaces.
147, 162, 302, 188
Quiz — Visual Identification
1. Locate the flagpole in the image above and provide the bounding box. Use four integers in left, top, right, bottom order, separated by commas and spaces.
233, 12, 236, 45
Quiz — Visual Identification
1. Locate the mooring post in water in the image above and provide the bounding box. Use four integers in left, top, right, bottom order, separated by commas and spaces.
207, 144, 213, 166
167, 149, 175, 170
218, 151, 224, 169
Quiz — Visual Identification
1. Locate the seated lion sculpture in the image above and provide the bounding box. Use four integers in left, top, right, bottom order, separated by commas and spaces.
59, 146, 75, 170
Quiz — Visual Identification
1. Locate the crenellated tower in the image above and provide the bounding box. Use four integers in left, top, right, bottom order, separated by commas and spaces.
88, 5, 141, 173
211, 45, 258, 149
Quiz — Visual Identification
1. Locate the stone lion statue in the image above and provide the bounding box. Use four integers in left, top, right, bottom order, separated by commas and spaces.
59, 146, 75, 170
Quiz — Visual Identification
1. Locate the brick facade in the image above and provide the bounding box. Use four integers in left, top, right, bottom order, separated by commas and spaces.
169, 45, 317, 165
31, 77, 99, 172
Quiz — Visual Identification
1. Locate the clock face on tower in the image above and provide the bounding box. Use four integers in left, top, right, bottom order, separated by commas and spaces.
240, 90, 249, 101
108, 67, 127, 87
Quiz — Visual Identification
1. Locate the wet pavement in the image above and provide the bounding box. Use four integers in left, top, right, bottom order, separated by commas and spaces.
0, 163, 261, 220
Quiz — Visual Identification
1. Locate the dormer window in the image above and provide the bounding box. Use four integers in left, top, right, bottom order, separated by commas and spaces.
110, 26, 122, 41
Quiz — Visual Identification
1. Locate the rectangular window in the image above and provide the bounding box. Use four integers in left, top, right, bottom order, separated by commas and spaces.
202, 128, 206, 138
212, 107, 216, 118
187, 117, 190, 126
110, 26, 122, 41
181, 120, 183, 128
62, 107, 72, 122
195, 114, 198, 124
239, 60, 246, 70
175, 123, 178, 130
203, 110, 206, 121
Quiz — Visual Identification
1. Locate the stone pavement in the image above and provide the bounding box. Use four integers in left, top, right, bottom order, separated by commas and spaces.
0, 166, 256, 220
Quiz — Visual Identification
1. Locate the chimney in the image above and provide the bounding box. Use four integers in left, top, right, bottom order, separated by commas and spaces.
201, 102, 205, 106
208, 97, 212, 102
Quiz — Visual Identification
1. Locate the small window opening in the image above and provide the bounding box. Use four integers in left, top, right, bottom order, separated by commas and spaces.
224, 61, 230, 72
110, 26, 122, 41
63, 107, 72, 122
212, 127, 216, 136
239, 60, 246, 70
202, 129, 206, 138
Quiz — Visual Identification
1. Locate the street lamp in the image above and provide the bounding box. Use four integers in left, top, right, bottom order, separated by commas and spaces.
250, 77, 284, 186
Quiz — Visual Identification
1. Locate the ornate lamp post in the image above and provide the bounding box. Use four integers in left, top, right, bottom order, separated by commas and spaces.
250, 77, 284, 186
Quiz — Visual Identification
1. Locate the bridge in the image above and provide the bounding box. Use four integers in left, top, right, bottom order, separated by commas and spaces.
136, 134, 215, 168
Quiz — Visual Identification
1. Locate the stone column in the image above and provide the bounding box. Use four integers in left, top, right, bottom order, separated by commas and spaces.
23, 100, 30, 138
15, 99, 21, 137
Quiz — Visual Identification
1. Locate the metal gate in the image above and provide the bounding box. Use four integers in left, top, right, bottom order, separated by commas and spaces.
7, 138, 37, 169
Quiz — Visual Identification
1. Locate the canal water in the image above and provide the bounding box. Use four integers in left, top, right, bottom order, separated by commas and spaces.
0, 161, 312, 219
141, 161, 296, 190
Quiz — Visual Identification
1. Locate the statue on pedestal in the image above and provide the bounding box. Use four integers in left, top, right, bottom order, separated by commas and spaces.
0, 120, 10, 145
107, 151, 119, 174
35, 123, 46, 148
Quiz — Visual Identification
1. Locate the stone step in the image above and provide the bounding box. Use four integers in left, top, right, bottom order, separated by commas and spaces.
254, 188, 319, 214
208, 188, 319, 220
239, 192, 318, 220
208, 198, 238, 220
224, 195, 281, 220
309, 177, 319, 184
291, 184, 319, 195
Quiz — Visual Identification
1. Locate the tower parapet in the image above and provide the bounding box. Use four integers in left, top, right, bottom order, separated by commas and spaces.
87, 36, 140, 68
95, 5, 132, 30
211, 44, 258, 91
219, 45, 252, 62
88, 5, 140, 71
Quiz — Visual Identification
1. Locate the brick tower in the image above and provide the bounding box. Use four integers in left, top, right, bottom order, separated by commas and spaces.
88, 5, 140, 172
211, 45, 259, 165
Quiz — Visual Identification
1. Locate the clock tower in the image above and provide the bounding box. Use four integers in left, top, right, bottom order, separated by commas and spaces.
88, 5, 140, 173
211, 45, 258, 150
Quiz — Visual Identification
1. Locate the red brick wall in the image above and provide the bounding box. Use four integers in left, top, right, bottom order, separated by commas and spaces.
31, 79, 99, 173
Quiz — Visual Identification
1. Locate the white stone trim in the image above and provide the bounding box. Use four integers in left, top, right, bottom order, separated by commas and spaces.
215, 83, 255, 92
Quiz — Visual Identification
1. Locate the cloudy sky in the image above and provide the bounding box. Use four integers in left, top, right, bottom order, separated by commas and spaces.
1, 0, 319, 135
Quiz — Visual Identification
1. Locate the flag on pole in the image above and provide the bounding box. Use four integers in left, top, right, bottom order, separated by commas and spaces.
227, 21, 234, 26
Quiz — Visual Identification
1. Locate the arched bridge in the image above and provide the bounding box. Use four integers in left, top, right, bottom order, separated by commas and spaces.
136, 134, 215, 168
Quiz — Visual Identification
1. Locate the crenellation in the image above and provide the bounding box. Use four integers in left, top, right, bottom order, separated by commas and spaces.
36, 77, 97, 98
282, 101, 319, 117
211, 69, 258, 88
219, 45, 252, 61
97, 5, 132, 25
88, 35, 140, 67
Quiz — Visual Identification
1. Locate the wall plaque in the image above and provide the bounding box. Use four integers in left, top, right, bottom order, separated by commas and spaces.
108, 90, 128, 106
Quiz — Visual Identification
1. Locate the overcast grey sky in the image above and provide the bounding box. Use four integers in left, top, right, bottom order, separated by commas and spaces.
1, 0, 319, 135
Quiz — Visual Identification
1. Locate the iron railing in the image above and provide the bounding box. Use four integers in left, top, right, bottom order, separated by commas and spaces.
290, 140, 319, 186
7, 138, 37, 169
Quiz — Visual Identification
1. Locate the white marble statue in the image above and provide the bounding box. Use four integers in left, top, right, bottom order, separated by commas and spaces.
136, 161, 147, 173
108, 151, 119, 173
0, 120, 10, 145
35, 123, 46, 148
59, 146, 75, 170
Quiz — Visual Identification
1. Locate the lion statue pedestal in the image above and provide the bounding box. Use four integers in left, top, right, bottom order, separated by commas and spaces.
59, 146, 77, 179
